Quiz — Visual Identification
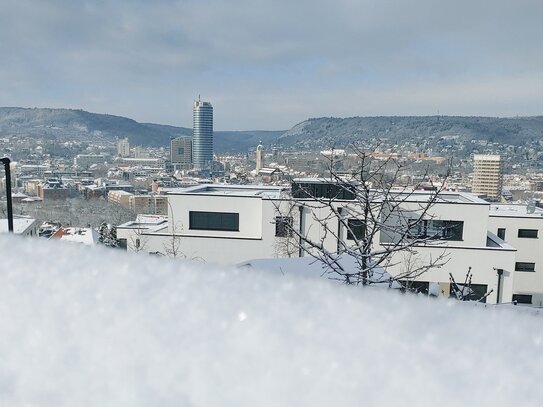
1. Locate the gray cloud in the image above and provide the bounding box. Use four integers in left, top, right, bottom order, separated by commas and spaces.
0, 0, 542, 129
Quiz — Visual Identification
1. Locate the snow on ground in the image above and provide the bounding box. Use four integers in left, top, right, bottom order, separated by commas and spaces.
0, 236, 542, 406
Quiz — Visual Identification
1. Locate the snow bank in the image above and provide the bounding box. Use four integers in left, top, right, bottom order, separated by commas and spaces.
0, 236, 542, 406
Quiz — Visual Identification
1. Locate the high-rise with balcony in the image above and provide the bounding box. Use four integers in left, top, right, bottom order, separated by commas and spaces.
192, 98, 213, 173
472, 154, 503, 201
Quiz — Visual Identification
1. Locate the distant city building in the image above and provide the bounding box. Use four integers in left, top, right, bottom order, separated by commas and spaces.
37, 178, 69, 201
256, 144, 264, 172
117, 138, 130, 157
133, 146, 149, 159
170, 136, 192, 171
192, 98, 213, 173
74, 154, 109, 169
472, 155, 503, 201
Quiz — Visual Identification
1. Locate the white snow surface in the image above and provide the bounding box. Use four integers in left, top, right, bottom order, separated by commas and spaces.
0, 236, 542, 406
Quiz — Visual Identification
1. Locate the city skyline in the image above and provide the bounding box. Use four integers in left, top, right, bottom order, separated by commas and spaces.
1, 1, 542, 130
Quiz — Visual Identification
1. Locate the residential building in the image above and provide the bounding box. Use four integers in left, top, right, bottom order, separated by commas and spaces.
472, 154, 503, 201
74, 154, 109, 169
129, 194, 168, 215
170, 137, 192, 171
192, 98, 213, 173
108, 190, 134, 209
118, 182, 516, 304
117, 138, 130, 157
0, 218, 39, 237
489, 204, 543, 306
37, 178, 69, 201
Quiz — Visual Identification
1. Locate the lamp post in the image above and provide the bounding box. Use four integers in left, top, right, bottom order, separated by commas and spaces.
1, 157, 14, 232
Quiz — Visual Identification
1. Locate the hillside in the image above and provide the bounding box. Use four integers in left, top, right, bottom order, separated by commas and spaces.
280, 115, 543, 149
0, 107, 284, 152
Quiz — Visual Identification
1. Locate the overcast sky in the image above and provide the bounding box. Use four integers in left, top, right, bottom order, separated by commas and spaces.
1, 0, 542, 130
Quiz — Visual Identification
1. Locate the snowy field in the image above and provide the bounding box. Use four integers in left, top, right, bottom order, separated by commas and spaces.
0, 236, 542, 406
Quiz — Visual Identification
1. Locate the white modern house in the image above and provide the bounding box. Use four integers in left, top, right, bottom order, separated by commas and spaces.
489, 204, 543, 306
117, 181, 519, 304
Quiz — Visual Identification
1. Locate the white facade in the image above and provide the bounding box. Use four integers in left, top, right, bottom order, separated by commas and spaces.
118, 183, 520, 304
489, 204, 543, 306
117, 138, 130, 157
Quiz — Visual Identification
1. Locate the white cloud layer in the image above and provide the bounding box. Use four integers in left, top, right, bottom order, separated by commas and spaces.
1, 0, 542, 129
0, 235, 543, 405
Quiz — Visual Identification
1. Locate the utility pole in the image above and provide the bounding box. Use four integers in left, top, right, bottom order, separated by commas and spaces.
1, 157, 14, 232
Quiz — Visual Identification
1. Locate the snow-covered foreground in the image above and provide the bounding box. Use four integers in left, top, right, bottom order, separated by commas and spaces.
0, 236, 542, 406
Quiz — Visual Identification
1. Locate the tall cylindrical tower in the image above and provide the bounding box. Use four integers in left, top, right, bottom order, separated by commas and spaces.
192, 99, 213, 172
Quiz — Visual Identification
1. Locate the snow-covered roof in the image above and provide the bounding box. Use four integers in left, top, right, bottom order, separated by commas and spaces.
0, 218, 38, 234
52, 227, 99, 245
171, 184, 287, 198
489, 204, 543, 218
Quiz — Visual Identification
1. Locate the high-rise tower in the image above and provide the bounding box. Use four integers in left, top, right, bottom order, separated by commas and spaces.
472, 154, 503, 201
192, 98, 213, 173
256, 144, 264, 172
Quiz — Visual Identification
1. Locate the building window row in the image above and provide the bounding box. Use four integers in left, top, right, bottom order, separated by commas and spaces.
408, 220, 464, 241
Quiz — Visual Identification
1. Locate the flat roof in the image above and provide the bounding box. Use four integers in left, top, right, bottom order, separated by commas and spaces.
489, 204, 543, 218
0, 218, 37, 234
169, 184, 287, 199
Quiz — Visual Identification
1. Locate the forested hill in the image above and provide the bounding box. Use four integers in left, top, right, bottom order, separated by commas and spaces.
2, 107, 542, 152
279, 116, 543, 149
0, 107, 284, 152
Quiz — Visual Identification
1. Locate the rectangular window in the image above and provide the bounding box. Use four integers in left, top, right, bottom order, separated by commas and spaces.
497, 228, 506, 240
408, 220, 463, 241
518, 229, 538, 238
275, 216, 293, 237
512, 294, 532, 304
347, 218, 366, 240
189, 211, 239, 232
178, 147, 184, 155
515, 262, 536, 272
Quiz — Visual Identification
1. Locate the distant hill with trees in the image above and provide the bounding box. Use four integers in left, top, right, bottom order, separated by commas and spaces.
2, 107, 542, 153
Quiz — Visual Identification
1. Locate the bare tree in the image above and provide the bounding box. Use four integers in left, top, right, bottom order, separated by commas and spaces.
277, 144, 452, 286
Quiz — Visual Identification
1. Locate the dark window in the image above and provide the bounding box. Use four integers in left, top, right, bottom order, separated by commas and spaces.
497, 228, 506, 240
512, 294, 532, 304
449, 283, 488, 303
291, 181, 356, 200
408, 220, 463, 241
275, 216, 293, 237
135, 238, 140, 249
189, 211, 239, 231
119, 238, 127, 250
178, 147, 184, 155
518, 229, 538, 238
347, 218, 366, 240
515, 262, 536, 272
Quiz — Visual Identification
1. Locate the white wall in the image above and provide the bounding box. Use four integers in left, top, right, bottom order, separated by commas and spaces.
489, 212, 543, 305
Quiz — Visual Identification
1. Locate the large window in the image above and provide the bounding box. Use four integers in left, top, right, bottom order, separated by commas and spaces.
291, 181, 356, 200
518, 229, 538, 238
189, 211, 239, 232
515, 262, 536, 272
512, 294, 532, 305
347, 218, 366, 241
408, 220, 463, 241
275, 216, 293, 237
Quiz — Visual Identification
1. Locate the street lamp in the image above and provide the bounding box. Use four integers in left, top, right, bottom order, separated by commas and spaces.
1, 157, 13, 232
